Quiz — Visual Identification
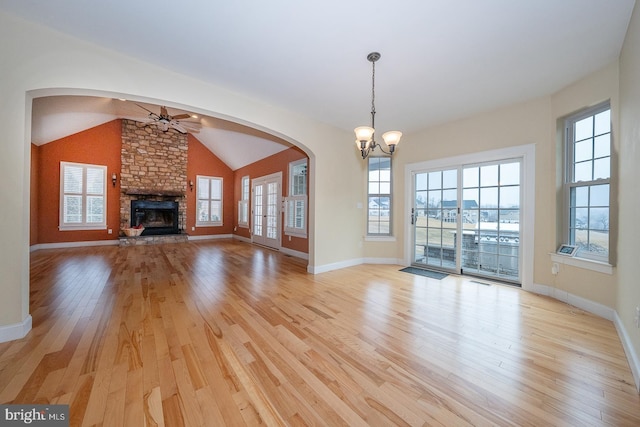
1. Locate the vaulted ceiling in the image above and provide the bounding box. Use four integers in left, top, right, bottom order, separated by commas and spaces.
1, 0, 635, 169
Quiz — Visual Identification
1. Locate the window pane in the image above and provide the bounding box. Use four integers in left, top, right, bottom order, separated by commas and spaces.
63, 166, 83, 193
500, 162, 520, 186
480, 165, 498, 187
197, 200, 210, 222
590, 184, 609, 207
86, 196, 104, 223
197, 178, 209, 199
499, 186, 519, 209
211, 179, 222, 200
379, 183, 391, 194
589, 208, 609, 231
593, 158, 610, 180
428, 171, 441, 190
574, 116, 593, 141
574, 161, 592, 182
64, 195, 82, 223
369, 182, 380, 194
416, 173, 428, 191
463, 167, 479, 188
594, 109, 610, 135
428, 190, 441, 207
480, 187, 498, 208
442, 169, 457, 189
594, 134, 610, 158
574, 207, 588, 229
572, 186, 589, 207
210, 201, 222, 222
86, 168, 104, 194
574, 139, 592, 163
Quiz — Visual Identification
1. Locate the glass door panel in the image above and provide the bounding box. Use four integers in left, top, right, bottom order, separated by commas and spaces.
413, 168, 458, 272
462, 161, 521, 282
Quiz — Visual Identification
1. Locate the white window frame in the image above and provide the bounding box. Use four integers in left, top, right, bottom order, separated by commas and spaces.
367, 156, 392, 236
59, 162, 107, 231
196, 175, 223, 226
238, 175, 250, 228
284, 159, 307, 237
563, 101, 612, 264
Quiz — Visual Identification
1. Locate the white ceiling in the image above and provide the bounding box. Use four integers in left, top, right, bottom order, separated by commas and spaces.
1, 0, 636, 169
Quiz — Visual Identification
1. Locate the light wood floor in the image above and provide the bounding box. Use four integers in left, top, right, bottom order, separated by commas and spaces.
1, 240, 639, 426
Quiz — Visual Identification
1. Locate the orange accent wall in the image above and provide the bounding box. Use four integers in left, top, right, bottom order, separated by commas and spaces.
186, 134, 234, 236
35, 120, 122, 244
30, 144, 39, 246
234, 147, 309, 254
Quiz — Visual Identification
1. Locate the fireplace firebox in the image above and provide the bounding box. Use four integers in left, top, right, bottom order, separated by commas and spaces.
131, 200, 180, 235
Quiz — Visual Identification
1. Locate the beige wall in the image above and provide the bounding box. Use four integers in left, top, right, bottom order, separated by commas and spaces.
618, 2, 640, 380
369, 64, 619, 306
0, 12, 363, 332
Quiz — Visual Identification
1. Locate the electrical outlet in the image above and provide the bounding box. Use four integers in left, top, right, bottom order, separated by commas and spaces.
108, 229, 112, 234
635, 306, 640, 328
551, 263, 559, 275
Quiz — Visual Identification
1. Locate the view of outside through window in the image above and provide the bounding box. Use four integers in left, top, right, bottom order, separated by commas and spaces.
567, 106, 610, 260
413, 160, 521, 283
368, 157, 391, 235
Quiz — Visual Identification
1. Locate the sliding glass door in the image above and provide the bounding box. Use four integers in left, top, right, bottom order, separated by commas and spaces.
411, 159, 522, 284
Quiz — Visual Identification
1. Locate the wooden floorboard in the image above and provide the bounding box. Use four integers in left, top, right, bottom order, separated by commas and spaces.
0, 239, 638, 426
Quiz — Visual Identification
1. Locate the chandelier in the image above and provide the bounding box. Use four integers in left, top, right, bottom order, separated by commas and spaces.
354, 52, 402, 160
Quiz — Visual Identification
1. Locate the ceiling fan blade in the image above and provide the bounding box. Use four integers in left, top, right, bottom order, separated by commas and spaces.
171, 123, 188, 134
135, 103, 155, 115
160, 106, 169, 117
172, 113, 191, 120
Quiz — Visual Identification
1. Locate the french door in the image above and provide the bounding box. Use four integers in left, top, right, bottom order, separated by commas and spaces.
252, 173, 281, 249
411, 159, 522, 284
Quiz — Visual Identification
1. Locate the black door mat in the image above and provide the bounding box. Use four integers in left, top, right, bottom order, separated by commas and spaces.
399, 267, 449, 280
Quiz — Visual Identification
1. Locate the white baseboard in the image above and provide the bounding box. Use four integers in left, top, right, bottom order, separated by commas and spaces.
280, 247, 309, 260
187, 234, 234, 241
309, 257, 364, 274
232, 235, 252, 244
530, 282, 615, 321
0, 315, 32, 343
30, 240, 119, 252
613, 311, 640, 393
363, 257, 405, 266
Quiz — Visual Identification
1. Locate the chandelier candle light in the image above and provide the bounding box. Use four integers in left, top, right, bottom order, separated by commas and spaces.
354, 52, 402, 159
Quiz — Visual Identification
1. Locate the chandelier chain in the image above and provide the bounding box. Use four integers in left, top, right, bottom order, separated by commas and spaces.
370, 60, 376, 129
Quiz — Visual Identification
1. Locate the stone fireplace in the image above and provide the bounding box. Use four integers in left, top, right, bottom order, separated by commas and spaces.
119, 119, 188, 236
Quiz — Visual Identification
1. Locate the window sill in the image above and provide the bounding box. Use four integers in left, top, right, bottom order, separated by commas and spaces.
59, 225, 106, 231
549, 253, 613, 275
365, 235, 396, 242
284, 230, 307, 238
195, 223, 223, 227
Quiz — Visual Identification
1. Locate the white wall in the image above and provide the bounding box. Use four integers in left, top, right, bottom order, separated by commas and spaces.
0, 11, 365, 338
618, 2, 640, 387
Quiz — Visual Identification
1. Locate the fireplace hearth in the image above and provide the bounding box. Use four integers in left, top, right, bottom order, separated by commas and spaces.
131, 200, 180, 235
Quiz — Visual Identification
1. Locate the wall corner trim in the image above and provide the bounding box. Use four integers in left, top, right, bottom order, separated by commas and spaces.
614, 311, 640, 393
0, 315, 32, 343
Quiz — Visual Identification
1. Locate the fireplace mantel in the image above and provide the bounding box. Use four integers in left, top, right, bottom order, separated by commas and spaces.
124, 189, 185, 197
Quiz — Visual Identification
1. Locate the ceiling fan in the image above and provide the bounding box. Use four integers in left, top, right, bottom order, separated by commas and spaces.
136, 104, 201, 134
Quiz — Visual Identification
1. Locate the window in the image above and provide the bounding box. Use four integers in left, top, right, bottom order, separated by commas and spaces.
564, 102, 611, 262
368, 157, 391, 235
238, 175, 249, 227
284, 159, 307, 237
197, 176, 223, 226
60, 162, 107, 230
